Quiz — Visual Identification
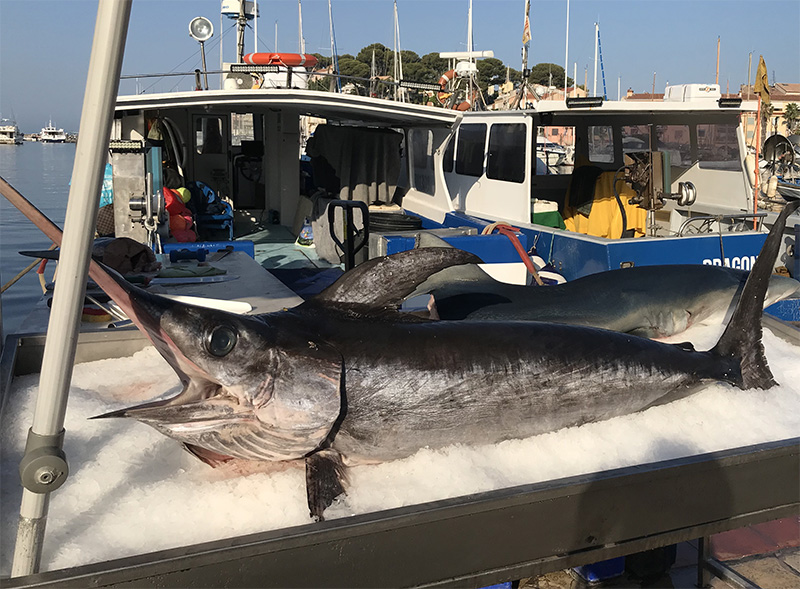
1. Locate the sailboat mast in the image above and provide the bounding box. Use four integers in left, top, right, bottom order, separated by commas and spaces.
593, 22, 598, 97
467, 0, 474, 101
564, 0, 570, 98
393, 0, 405, 102
298, 0, 305, 53
328, 0, 340, 91
521, 0, 531, 74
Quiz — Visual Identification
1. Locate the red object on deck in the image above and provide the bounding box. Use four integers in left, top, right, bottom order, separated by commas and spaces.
242, 53, 318, 68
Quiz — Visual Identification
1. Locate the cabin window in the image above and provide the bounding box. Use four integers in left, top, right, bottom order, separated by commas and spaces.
588, 125, 614, 163
231, 113, 255, 147
443, 134, 455, 173
697, 123, 741, 170
195, 116, 224, 155
622, 125, 651, 154
534, 126, 573, 175
487, 123, 526, 183
410, 129, 436, 195
455, 123, 487, 177
656, 125, 691, 167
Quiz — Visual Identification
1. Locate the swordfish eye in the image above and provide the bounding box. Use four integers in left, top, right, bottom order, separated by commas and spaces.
205, 324, 238, 357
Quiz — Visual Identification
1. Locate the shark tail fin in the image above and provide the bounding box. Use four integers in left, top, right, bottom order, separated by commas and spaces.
711, 200, 799, 389
312, 247, 482, 309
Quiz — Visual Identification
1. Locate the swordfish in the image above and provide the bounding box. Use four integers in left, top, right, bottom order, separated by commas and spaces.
410, 233, 800, 338
86, 200, 799, 520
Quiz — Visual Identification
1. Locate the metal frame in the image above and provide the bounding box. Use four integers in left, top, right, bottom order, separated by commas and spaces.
3, 327, 799, 588
1, 437, 797, 588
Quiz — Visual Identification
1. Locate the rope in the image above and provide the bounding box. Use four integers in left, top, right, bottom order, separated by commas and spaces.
481, 223, 544, 286
1, 243, 57, 294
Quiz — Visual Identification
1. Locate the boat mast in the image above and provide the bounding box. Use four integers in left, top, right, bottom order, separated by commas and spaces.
393, 0, 405, 102
10, 0, 132, 576
467, 0, 474, 102
564, 0, 570, 99
236, 0, 247, 62
593, 22, 598, 97
298, 0, 305, 53
328, 0, 340, 92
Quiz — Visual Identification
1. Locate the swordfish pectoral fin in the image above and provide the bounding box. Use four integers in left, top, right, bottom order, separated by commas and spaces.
305, 448, 348, 521
312, 247, 483, 309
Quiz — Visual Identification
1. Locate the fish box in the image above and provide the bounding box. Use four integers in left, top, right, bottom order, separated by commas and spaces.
162, 240, 255, 258
572, 557, 625, 583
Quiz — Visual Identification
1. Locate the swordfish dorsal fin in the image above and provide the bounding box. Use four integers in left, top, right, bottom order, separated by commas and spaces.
712, 200, 800, 389
312, 247, 483, 309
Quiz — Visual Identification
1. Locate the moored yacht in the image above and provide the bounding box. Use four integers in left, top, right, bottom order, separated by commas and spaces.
39, 120, 67, 143
0, 118, 23, 145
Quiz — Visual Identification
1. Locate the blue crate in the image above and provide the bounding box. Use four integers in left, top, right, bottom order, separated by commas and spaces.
162, 240, 255, 259
573, 556, 625, 583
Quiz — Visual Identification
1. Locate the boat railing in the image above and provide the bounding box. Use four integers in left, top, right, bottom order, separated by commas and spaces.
121, 69, 441, 99
677, 212, 768, 236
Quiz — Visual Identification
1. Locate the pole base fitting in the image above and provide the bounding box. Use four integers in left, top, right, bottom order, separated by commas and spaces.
19, 429, 69, 494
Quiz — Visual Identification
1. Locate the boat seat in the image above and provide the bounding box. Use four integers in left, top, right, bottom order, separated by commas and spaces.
563, 168, 647, 239
188, 181, 234, 240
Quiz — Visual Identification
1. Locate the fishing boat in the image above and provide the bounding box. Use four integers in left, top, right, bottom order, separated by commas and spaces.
0, 118, 23, 145
1, 1, 799, 587
38, 120, 67, 143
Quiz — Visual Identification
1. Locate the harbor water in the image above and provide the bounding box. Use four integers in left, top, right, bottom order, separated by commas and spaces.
0, 142, 73, 337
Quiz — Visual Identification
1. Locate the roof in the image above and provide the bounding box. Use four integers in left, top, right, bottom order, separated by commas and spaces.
115, 88, 461, 127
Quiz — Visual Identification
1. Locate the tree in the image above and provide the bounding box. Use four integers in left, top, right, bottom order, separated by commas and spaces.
311, 53, 331, 69
356, 43, 391, 76
338, 56, 370, 80
784, 103, 800, 135
421, 52, 449, 76
476, 57, 508, 91
527, 63, 573, 88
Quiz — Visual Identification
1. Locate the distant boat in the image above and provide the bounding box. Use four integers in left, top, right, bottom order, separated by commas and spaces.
39, 120, 67, 143
0, 118, 23, 145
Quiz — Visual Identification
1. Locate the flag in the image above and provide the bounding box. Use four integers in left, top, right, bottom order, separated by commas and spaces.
522, 0, 531, 45
754, 55, 770, 106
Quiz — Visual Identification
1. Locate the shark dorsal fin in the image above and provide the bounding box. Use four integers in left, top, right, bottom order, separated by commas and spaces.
312, 247, 483, 308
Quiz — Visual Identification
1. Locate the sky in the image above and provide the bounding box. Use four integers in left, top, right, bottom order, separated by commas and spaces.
1, 0, 798, 133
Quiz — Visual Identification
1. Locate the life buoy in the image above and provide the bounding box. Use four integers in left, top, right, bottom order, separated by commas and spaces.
437, 69, 457, 104
242, 53, 319, 68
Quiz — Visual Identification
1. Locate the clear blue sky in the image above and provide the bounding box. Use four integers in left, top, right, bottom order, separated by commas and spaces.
1, 0, 798, 132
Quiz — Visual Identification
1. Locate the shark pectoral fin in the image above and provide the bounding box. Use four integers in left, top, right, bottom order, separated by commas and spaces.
305, 448, 348, 521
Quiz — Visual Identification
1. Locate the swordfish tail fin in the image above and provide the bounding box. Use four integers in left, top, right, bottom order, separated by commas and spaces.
712, 200, 800, 389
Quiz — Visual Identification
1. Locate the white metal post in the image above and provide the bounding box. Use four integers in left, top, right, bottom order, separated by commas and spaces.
563, 0, 570, 99
11, 0, 132, 577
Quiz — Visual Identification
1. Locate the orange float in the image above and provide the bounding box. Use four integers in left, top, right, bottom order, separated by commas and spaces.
242, 53, 319, 68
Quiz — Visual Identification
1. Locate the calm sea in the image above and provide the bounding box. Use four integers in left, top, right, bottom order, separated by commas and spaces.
1, 142, 73, 337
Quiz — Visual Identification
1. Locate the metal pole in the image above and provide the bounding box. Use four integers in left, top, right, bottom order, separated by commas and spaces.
10, 0, 131, 577
563, 0, 569, 99
200, 41, 209, 90
593, 22, 598, 97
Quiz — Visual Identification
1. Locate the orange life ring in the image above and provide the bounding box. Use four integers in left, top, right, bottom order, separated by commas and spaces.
437, 69, 457, 104
242, 53, 319, 68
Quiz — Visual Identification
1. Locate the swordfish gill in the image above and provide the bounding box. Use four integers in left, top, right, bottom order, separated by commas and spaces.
87, 201, 799, 519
